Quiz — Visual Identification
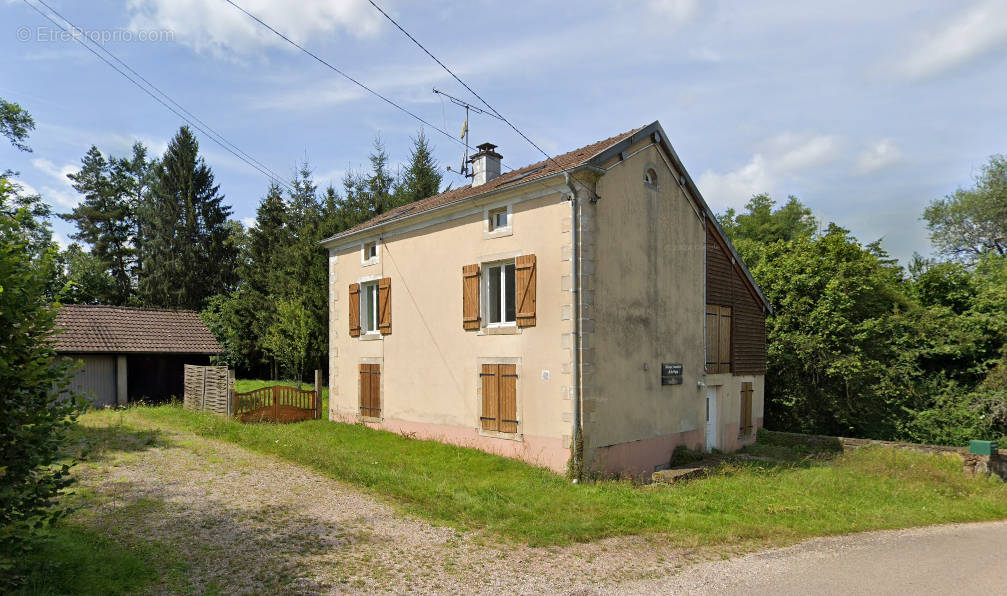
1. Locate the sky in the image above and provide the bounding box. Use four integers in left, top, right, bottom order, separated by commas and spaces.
3, 0, 1007, 264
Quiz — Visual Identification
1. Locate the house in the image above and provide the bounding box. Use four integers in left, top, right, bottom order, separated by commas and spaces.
320, 121, 771, 476
53, 305, 223, 406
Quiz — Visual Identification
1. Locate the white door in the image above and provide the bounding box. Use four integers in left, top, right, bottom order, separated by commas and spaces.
705, 387, 718, 452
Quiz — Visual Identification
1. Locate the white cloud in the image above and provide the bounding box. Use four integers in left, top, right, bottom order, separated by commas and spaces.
240, 216, 256, 229
646, 0, 703, 24
854, 139, 902, 174
697, 133, 840, 210
126, 0, 388, 57
893, 0, 1007, 80
31, 158, 81, 209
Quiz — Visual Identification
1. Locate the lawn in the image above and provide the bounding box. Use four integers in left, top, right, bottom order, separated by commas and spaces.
79, 404, 1007, 548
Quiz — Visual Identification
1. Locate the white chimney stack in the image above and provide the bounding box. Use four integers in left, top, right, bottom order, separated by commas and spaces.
470, 142, 502, 187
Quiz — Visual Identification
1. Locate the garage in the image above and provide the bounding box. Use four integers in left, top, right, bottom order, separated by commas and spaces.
54, 305, 222, 406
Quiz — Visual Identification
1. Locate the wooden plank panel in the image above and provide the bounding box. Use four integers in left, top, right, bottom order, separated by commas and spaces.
378, 277, 392, 335
462, 264, 481, 330
499, 364, 518, 433
349, 283, 361, 337
480, 364, 498, 431
705, 306, 719, 373
719, 306, 733, 374
515, 254, 537, 327
370, 364, 381, 418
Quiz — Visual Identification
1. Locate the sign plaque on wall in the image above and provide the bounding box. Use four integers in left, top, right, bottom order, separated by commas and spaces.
661, 363, 683, 385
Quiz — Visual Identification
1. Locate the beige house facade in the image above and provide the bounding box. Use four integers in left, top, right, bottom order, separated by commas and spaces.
322, 122, 771, 476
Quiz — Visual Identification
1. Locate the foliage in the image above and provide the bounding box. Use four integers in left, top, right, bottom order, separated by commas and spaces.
393, 128, 442, 205
100, 405, 1007, 547
0, 177, 81, 586
0, 99, 35, 153
262, 296, 313, 382
55, 243, 118, 304
924, 154, 1007, 262
139, 126, 237, 310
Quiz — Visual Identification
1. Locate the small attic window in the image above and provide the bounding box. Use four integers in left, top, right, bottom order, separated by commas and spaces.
644, 167, 658, 186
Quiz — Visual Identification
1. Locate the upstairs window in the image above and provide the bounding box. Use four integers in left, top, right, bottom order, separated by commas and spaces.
644, 167, 658, 186
362, 240, 379, 265
705, 304, 732, 373
488, 207, 509, 232
361, 281, 380, 334
485, 261, 516, 327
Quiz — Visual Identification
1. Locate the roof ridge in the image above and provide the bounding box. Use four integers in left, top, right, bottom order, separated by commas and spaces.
58, 304, 201, 315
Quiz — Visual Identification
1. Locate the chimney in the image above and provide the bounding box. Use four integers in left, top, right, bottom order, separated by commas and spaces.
469, 142, 502, 187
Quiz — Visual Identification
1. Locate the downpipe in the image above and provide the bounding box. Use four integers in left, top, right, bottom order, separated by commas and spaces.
565, 172, 583, 482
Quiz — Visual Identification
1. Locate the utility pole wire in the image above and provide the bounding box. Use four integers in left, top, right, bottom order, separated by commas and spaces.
22, 0, 295, 193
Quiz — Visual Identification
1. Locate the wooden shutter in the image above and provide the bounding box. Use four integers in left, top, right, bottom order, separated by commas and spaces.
349, 283, 361, 337
378, 277, 392, 335
480, 364, 498, 431
718, 306, 733, 374
515, 254, 536, 327
463, 264, 481, 330
359, 363, 381, 418
705, 305, 719, 373
498, 364, 518, 433
740, 382, 753, 435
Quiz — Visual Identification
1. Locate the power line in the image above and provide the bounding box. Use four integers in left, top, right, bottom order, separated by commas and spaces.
22, 0, 295, 193
366, 0, 575, 179
221, 0, 467, 155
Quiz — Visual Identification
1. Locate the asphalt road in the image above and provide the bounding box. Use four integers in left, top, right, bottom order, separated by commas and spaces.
621, 521, 1007, 595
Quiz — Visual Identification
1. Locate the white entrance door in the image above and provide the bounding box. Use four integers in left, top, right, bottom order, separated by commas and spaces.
705, 387, 718, 452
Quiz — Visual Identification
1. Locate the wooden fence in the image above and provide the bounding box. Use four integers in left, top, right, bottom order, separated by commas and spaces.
233, 379, 320, 423
183, 365, 234, 416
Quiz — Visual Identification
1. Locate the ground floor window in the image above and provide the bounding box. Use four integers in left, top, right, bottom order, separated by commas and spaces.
359, 363, 381, 418
479, 363, 518, 433
740, 381, 753, 436
484, 262, 516, 326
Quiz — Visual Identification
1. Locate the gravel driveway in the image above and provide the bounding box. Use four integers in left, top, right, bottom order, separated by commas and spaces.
72, 419, 1007, 595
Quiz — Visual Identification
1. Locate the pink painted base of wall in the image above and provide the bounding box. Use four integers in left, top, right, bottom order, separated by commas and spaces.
331, 413, 570, 473
592, 417, 765, 476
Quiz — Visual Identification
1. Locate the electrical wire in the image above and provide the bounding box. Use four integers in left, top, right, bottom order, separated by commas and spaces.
22, 0, 295, 193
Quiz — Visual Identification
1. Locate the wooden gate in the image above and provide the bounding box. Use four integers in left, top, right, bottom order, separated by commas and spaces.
233, 384, 319, 423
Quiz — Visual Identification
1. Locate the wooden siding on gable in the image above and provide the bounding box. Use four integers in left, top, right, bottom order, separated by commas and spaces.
706, 220, 767, 375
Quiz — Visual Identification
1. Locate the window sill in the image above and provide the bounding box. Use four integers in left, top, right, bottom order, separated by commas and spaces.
483, 228, 514, 240
361, 259, 379, 267
359, 333, 383, 341
479, 325, 520, 336
359, 415, 382, 423
478, 429, 522, 442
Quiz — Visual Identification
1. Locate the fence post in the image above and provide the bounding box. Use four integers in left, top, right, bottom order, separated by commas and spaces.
273, 385, 279, 421
314, 369, 322, 420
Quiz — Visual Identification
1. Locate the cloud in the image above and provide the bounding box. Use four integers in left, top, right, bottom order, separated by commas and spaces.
31, 158, 81, 208
892, 0, 1007, 80
126, 0, 387, 57
854, 139, 902, 174
645, 0, 703, 24
240, 216, 256, 229
697, 133, 839, 210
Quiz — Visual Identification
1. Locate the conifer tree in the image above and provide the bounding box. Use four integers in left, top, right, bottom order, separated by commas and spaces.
139, 126, 236, 310
394, 129, 442, 205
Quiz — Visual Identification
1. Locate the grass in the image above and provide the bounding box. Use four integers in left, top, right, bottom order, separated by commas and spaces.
8, 524, 161, 596
80, 403, 1007, 548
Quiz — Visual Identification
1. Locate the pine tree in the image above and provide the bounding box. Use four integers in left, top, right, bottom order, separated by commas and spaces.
112, 142, 151, 286
367, 136, 395, 215
139, 126, 236, 310
394, 129, 441, 205
61, 146, 135, 304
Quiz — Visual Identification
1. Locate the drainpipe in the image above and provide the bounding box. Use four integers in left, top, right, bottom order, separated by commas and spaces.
565, 172, 582, 481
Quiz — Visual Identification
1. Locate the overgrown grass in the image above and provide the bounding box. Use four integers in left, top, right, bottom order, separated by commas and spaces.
8, 523, 160, 596
82, 405, 1007, 548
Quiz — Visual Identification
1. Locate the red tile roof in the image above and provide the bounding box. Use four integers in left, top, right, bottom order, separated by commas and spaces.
53, 305, 222, 354
330, 125, 646, 240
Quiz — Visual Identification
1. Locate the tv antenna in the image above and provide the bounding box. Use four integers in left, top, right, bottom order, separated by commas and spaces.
434, 87, 502, 178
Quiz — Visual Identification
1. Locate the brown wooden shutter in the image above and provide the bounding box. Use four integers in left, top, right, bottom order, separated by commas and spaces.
718, 306, 733, 374
349, 283, 361, 337
480, 364, 498, 431
705, 305, 719, 373
498, 364, 518, 433
359, 363, 381, 418
378, 277, 392, 335
463, 264, 481, 330
740, 381, 753, 435
515, 254, 536, 327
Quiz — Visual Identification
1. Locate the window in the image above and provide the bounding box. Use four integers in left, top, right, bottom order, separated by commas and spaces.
488, 207, 508, 232
359, 363, 381, 419
644, 167, 658, 186
480, 363, 518, 434
361, 281, 380, 334
362, 240, 378, 265
485, 261, 516, 326
740, 382, 753, 436
705, 304, 733, 373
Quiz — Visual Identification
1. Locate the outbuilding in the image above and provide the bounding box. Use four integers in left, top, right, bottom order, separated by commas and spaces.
53, 305, 222, 406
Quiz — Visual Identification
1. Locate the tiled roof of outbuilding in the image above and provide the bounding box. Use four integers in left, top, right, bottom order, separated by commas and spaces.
53, 305, 223, 354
